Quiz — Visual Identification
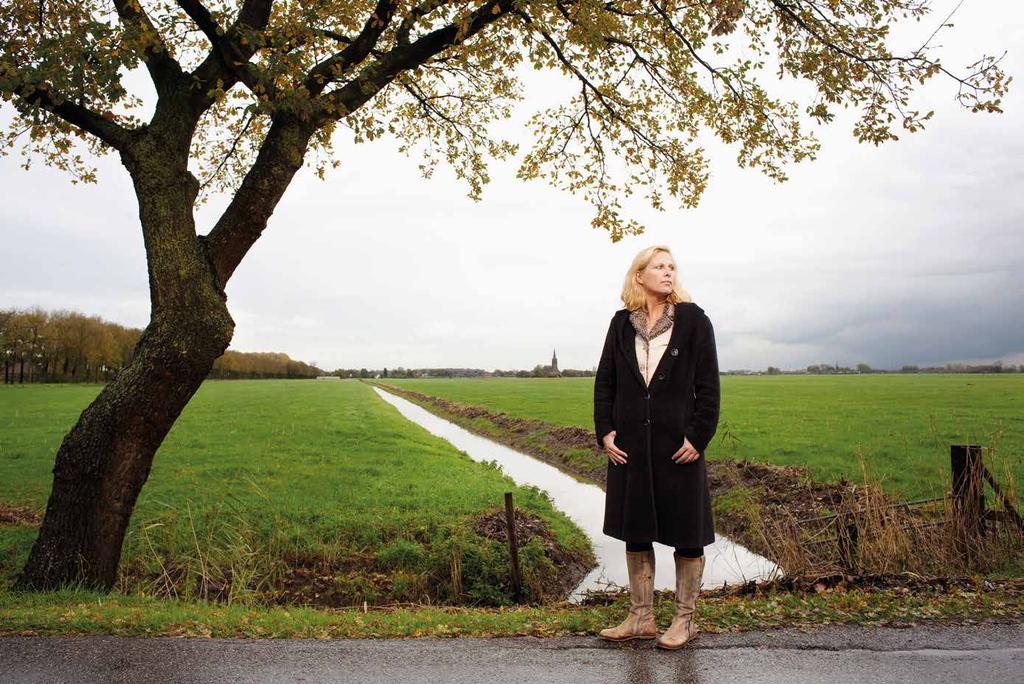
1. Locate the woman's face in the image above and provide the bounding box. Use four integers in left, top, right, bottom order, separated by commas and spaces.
636, 251, 676, 298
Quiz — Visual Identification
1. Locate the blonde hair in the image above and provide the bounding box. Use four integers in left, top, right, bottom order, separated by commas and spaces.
620, 245, 692, 311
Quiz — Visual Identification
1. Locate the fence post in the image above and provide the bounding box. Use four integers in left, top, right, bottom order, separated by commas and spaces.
504, 492, 524, 603
951, 444, 986, 562
837, 512, 859, 574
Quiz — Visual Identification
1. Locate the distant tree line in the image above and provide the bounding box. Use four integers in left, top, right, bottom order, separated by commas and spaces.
801, 361, 1020, 374
488, 366, 593, 378
208, 351, 322, 380
9, 306, 1012, 383
339, 362, 1021, 379
329, 367, 491, 379
1, 307, 140, 384
2, 307, 321, 383
735, 362, 1022, 376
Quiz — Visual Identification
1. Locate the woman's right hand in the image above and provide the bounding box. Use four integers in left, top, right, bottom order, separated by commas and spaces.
602, 431, 629, 465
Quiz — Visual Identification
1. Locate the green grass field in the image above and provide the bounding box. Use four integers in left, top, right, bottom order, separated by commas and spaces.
2, 378, 1022, 636
383, 375, 1024, 501
0, 380, 592, 607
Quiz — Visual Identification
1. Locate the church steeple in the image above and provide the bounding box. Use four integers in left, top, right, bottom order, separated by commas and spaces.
551, 349, 558, 371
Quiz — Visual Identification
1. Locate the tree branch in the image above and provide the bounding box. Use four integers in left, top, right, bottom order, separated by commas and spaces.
396, 0, 449, 46
304, 0, 398, 96
7, 78, 132, 151
317, 0, 516, 122
188, 0, 276, 113
111, 0, 184, 95
201, 116, 313, 287
176, 0, 222, 46
771, 0, 1001, 99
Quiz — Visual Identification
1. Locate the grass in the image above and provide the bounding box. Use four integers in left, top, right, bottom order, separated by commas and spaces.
2, 378, 1021, 637
382, 375, 1024, 502
2, 582, 1020, 638
0, 380, 593, 607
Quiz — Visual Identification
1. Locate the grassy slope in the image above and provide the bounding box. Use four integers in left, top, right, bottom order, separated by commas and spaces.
0, 380, 591, 606
383, 375, 1024, 501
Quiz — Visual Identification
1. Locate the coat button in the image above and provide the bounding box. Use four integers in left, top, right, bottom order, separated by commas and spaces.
643, 419, 650, 425
657, 373, 665, 380
670, 348, 678, 356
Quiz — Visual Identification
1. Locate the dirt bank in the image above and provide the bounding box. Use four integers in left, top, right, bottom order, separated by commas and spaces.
0, 503, 41, 526
266, 507, 593, 608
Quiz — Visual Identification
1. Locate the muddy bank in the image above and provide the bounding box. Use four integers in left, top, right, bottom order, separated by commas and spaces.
268, 507, 592, 608
0, 503, 41, 527
473, 508, 593, 601
366, 382, 877, 572
109, 505, 591, 610
3, 500, 587, 610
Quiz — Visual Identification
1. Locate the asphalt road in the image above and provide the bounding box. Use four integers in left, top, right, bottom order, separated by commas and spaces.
1, 621, 1021, 683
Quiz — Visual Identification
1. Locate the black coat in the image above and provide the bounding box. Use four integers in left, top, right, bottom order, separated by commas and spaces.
594, 302, 720, 547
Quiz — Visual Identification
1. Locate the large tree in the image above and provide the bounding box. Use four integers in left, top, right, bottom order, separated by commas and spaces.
1, 1, 1007, 591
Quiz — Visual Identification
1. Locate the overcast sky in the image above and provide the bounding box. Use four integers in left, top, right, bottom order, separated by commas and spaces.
2, 3, 1022, 372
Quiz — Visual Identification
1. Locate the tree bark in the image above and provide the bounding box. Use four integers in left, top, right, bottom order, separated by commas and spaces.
14, 126, 235, 591
13, 302, 231, 590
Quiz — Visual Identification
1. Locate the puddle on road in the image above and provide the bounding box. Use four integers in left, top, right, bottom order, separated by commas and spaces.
372, 386, 781, 602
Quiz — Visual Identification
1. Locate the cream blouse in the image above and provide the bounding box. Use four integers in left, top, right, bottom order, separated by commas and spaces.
635, 322, 673, 387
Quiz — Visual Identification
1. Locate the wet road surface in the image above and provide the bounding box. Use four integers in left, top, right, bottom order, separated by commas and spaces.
2, 621, 1021, 683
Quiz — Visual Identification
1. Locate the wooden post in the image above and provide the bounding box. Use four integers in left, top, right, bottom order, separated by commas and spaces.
504, 492, 524, 603
837, 512, 858, 574
980, 468, 1024, 531
951, 444, 986, 562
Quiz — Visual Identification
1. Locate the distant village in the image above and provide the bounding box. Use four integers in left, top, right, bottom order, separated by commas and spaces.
331, 350, 587, 379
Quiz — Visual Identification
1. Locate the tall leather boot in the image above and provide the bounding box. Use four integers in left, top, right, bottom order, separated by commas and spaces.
598, 549, 657, 641
655, 553, 704, 650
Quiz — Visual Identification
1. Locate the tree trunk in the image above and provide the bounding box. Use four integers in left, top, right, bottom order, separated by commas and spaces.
14, 127, 234, 591
13, 302, 231, 590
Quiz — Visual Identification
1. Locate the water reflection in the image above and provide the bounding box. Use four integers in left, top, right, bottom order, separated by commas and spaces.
372, 386, 780, 601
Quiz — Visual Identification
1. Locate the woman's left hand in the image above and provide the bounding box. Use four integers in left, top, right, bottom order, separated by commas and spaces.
671, 437, 701, 464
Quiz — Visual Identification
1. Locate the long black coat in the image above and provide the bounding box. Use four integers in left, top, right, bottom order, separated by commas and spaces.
594, 302, 720, 547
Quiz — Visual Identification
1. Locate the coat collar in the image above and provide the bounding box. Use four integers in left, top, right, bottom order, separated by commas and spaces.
618, 303, 695, 389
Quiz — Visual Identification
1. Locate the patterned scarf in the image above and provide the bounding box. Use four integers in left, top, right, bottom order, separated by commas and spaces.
629, 301, 674, 342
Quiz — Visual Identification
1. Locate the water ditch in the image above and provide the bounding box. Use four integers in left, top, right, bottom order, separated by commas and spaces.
372, 386, 780, 602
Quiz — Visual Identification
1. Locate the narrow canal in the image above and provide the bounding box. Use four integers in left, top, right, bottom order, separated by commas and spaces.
372, 386, 780, 602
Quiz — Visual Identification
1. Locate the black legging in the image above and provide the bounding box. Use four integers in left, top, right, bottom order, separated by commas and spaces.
626, 541, 703, 558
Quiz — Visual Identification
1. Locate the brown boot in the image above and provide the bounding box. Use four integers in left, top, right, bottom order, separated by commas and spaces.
598, 549, 657, 641
655, 553, 704, 650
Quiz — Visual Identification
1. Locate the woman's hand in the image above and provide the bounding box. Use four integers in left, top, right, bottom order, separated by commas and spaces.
602, 431, 629, 465
671, 437, 701, 464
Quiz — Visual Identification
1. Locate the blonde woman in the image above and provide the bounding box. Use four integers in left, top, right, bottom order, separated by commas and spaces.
594, 245, 720, 649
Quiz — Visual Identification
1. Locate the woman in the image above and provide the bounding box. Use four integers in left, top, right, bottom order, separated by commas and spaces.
593, 245, 720, 650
